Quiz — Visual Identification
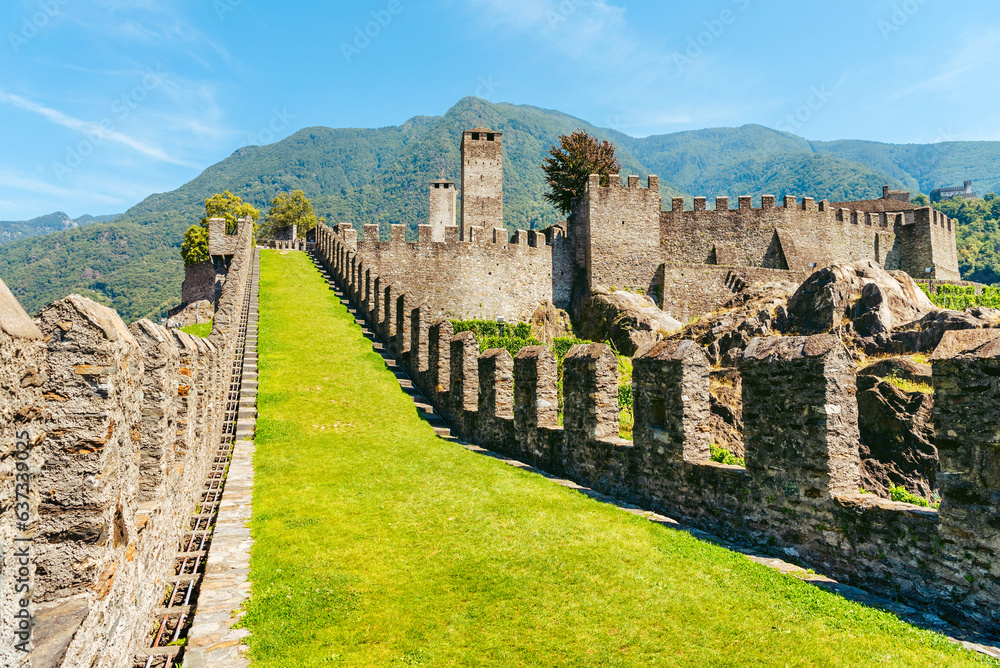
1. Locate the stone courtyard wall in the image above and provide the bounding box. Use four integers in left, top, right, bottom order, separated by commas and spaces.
659, 264, 808, 323
318, 231, 1000, 637
0, 217, 254, 667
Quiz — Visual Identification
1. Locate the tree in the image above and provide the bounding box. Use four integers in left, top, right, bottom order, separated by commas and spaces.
181, 225, 209, 266
912, 193, 930, 207
262, 190, 323, 239
200, 190, 260, 234
181, 190, 260, 266
542, 131, 621, 215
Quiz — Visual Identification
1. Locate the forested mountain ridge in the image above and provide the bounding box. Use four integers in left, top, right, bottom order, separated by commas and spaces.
3, 96, 1000, 322
0, 211, 119, 245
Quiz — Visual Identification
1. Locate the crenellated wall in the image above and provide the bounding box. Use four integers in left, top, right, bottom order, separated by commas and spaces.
659, 195, 960, 281
0, 216, 255, 667
321, 221, 572, 323
316, 234, 1000, 637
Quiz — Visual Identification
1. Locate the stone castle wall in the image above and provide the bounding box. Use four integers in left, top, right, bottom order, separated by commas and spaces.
659, 196, 961, 281
897, 208, 962, 280
182, 259, 217, 305
0, 219, 254, 667
659, 264, 808, 323
332, 126, 964, 325
322, 222, 572, 323
429, 180, 457, 242
317, 235, 1000, 637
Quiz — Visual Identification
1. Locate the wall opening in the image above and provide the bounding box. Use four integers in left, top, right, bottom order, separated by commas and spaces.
471, 132, 480, 140
651, 399, 666, 428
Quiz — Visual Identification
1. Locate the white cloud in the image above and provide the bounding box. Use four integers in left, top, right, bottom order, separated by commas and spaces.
883, 29, 1000, 103
0, 89, 196, 166
0, 171, 117, 203
465, 0, 667, 71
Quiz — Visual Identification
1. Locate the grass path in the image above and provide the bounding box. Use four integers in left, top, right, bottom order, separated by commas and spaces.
241, 250, 991, 667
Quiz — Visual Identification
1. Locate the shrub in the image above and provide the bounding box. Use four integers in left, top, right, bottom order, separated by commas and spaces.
710, 444, 745, 467
889, 484, 940, 509
451, 319, 540, 358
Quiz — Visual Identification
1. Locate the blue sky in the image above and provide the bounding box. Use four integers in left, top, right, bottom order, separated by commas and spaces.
1, 0, 998, 220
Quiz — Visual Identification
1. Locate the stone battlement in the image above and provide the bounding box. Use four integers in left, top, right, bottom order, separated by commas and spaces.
316, 236, 1000, 637
660, 195, 960, 281
322, 222, 570, 322
0, 219, 255, 667
668, 193, 956, 230
330, 126, 967, 326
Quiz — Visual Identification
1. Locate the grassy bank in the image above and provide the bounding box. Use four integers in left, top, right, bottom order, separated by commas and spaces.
241, 249, 990, 667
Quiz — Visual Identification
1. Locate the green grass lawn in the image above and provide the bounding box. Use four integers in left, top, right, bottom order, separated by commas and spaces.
180, 320, 212, 338
241, 249, 993, 667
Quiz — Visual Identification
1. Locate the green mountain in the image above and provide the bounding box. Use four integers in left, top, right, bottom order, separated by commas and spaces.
0, 211, 117, 245
2, 97, 1000, 322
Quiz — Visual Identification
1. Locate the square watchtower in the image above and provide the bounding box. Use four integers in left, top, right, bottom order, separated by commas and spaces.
460, 127, 503, 240
429, 179, 456, 242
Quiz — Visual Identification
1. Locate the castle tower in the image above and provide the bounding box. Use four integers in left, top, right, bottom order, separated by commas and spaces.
460, 127, 503, 241
429, 178, 456, 242
571, 174, 662, 295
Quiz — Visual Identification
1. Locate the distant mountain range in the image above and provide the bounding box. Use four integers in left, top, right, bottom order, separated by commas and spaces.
0, 211, 120, 245
2, 96, 1000, 322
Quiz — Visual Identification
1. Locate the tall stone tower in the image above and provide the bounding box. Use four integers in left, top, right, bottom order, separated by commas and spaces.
460, 127, 503, 240
428, 178, 456, 242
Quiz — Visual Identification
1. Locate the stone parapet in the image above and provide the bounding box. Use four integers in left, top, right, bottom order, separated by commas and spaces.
0, 215, 255, 667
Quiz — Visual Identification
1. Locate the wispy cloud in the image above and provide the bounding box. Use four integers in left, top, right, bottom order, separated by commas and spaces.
883, 28, 1000, 103
0, 171, 118, 202
465, 0, 668, 71
0, 89, 195, 166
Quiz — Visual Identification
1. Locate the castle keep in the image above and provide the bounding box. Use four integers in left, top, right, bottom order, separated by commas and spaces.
338, 127, 961, 324
460, 128, 503, 240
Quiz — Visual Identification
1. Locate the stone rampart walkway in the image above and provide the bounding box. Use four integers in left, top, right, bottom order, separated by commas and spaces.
182, 254, 261, 668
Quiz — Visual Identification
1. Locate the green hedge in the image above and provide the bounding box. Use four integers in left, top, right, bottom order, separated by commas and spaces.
919, 283, 1000, 310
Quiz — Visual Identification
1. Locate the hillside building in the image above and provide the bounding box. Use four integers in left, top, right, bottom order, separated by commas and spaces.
931, 180, 978, 203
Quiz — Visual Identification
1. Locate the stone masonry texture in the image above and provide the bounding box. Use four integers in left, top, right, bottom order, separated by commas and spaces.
461, 128, 503, 241
0, 214, 255, 667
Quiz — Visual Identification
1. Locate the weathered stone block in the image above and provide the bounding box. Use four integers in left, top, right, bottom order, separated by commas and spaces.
563, 343, 619, 442
741, 335, 860, 501
450, 331, 479, 414
632, 339, 710, 464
